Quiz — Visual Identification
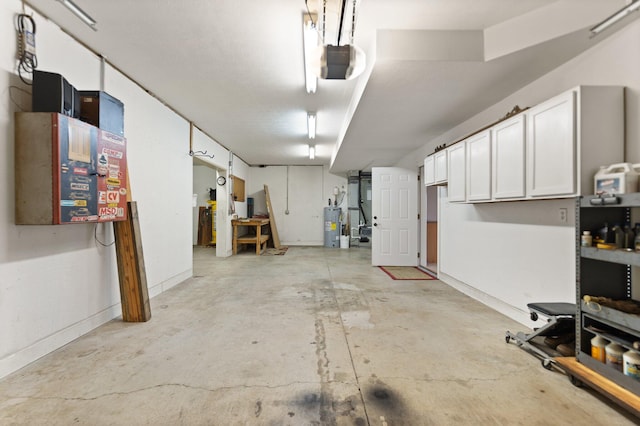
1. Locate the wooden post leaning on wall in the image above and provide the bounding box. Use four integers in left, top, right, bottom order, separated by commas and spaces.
113, 201, 151, 322
264, 184, 281, 249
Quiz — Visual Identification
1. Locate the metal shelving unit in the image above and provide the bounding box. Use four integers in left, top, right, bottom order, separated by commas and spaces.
577, 194, 640, 395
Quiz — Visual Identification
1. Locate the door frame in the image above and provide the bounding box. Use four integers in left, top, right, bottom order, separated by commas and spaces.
371, 167, 419, 266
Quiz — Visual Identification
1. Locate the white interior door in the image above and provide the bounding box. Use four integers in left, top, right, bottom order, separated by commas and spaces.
372, 167, 418, 266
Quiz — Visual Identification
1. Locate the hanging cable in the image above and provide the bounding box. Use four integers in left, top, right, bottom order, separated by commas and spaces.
15, 13, 37, 85
322, 0, 327, 43
351, 0, 357, 44
337, 0, 347, 45
94, 223, 115, 247
304, 0, 317, 28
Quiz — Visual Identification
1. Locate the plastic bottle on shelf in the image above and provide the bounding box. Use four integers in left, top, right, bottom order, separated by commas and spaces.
623, 350, 640, 380
598, 222, 608, 244
624, 224, 635, 249
581, 231, 592, 247
613, 224, 624, 248
605, 342, 625, 371
591, 335, 608, 362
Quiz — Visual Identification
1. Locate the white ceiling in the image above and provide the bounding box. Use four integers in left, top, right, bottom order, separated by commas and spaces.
26, 0, 635, 174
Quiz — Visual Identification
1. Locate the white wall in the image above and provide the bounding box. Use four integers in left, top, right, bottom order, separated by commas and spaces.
398, 20, 640, 326
188, 127, 252, 257
103, 65, 192, 298
0, 2, 120, 378
248, 166, 347, 246
0, 1, 236, 378
231, 154, 249, 220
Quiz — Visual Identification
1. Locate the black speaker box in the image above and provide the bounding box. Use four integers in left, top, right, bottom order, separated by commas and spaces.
78, 91, 124, 136
32, 70, 79, 118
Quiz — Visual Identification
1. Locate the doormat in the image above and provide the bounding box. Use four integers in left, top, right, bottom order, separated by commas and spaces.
379, 266, 435, 280
264, 246, 288, 256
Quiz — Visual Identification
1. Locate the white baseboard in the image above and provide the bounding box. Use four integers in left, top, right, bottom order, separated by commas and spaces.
438, 272, 536, 328
0, 304, 121, 380
147, 269, 192, 298
1, 269, 192, 380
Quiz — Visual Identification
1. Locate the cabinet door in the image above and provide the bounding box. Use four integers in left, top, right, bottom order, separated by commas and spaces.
448, 142, 466, 202
492, 114, 525, 199
434, 150, 448, 183
466, 130, 491, 201
424, 155, 435, 186
527, 91, 576, 197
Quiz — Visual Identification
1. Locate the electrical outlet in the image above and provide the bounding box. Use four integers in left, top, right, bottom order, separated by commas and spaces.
559, 208, 568, 223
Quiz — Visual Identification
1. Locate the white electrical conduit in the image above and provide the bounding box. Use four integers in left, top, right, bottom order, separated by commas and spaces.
285, 166, 290, 215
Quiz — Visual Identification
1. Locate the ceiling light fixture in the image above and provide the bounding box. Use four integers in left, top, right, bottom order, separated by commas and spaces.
590, 0, 640, 36
303, 13, 318, 93
57, 0, 97, 31
309, 145, 316, 160
307, 112, 316, 139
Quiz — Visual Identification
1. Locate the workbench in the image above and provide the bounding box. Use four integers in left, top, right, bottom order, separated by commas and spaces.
231, 218, 270, 255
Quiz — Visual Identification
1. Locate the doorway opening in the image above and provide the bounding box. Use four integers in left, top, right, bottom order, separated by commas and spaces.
347, 171, 372, 248
425, 185, 438, 274
192, 158, 225, 258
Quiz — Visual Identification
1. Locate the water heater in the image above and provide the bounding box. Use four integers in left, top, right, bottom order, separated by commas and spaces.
324, 207, 341, 248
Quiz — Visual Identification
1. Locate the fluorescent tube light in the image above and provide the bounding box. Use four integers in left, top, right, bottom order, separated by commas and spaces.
307, 112, 316, 139
303, 14, 318, 93
590, 0, 640, 36
58, 0, 97, 31
309, 145, 316, 160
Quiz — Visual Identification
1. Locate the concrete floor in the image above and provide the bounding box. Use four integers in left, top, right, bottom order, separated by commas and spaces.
0, 246, 637, 425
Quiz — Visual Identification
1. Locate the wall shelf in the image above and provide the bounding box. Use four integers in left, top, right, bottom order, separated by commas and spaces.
577, 193, 640, 398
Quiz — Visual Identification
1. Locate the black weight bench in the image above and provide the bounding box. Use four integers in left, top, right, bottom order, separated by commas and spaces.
505, 302, 577, 369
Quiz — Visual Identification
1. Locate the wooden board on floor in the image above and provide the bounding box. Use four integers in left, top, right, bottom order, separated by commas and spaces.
114, 201, 151, 322
555, 357, 640, 417
264, 184, 281, 249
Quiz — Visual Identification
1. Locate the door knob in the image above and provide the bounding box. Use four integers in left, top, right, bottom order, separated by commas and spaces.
374, 216, 377, 220
373, 223, 378, 227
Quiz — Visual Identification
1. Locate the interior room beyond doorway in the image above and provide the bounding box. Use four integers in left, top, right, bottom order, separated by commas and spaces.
347, 171, 372, 248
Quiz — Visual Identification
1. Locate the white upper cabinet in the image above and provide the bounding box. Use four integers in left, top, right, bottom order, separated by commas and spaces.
466, 130, 491, 201
492, 114, 526, 200
525, 86, 624, 198
429, 85, 623, 203
424, 155, 435, 186
448, 142, 466, 202
434, 150, 448, 183
526, 91, 576, 197
424, 149, 448, 186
